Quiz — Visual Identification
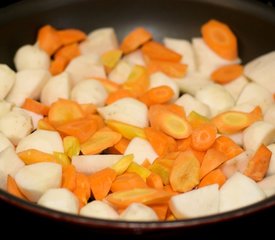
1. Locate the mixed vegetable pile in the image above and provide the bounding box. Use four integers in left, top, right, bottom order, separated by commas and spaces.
0, 19, 274, 221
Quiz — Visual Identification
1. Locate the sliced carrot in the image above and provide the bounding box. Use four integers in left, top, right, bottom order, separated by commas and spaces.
141, 41, 182, 62
249, 106, 263, 122
105, 188, 172, 208
198, 169, 226, 188
151, 204, 168, 221
211, 64, 243, 84
100, 49, 123, 73
170, 150, 200, 192
48, 99, 85, 127
55, 43, 80, 60
149, 104, 191, 139
123, 65, 149, 97
146, 172, 163, 189
56, 118, 98, 143
149, 158, 174, 185
163, 184, 178, 195
113, 137, 130, 154
37, 25, 62, 56
73, 172, 91, 207
21, 98, 49, 116
17, 149, 57, 165
187, 111, 210, 129
37, 118, 56, 131
120, 27, 152, 54
201, 19, 238, 60
176, 136, 191, 152
200, 148, 228, 179
145, 127, 176, 157
57, 28, 86, 45
106, 120, 146, 140
50, 56, 67, 75
62, 164, 77, 191
212, 107, 261, 134
86, 114, 105, 129
164, 104, 186, 119
191, 123, 217, 151
105, 89, 135, 105
244, 144, 272, 181
111, 172, 147, 192
80, 128, 122, 155
163, 151, 181, 161
142, 159, 152, 169
89, 168, 116, 200
111, 154, 134, 175
139, 86, 174, 106
126, 162, 151, 181
190, 148, 206, 165
7, 175, 27, 200
212, 135, 243, 160
147, 60, 187, 78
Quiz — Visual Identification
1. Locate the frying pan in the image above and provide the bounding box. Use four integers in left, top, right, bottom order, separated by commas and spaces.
0, 0, 275, 237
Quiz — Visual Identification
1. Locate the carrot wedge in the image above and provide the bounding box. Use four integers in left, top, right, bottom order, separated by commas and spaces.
37, 25, 62, 56
57, 29, 87, 45
200, 148, 228, 179
120, 27, 152, 54
17, 149, 57, 165
201, 19, 238, 60
7, 175, 27, 200
80, 128, 122, 155
211, 64, 243, 84
198, 169, 226, 188
141, 41, 182, 62
105, 188, 172, 208
62, 164, 77, 191
22, 98, 49, 116
244, 144, 272, 181
50, 56, 67, 75
73, 173, 91, 207
55, 43, 80, 62
105, 89, 135, 105
89, 168, 117, 200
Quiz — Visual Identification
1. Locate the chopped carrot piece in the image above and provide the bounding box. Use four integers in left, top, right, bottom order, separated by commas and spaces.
142, 159, 152, 169
62, 164, 77, 191
151, 204, 168, 221
93, 77, 120, 93
244, 144, 272, 181
113, 137, 130, 154
37, 25, 62, 56
201, 19, 238, 60
190, 148, 206, 165
191, 123, 217, 151
7, 175, 27, 200
200, 148, 228, 179
141, 41, 182, 62
86, 114, 105, 129
170, 150, 200, 192
79, 103, 97, 116
126, 162, 151, 181
212, 107, 261, 134
211, 64, 243, 84
73, 173, 91, 207
37, 118, 56, 131
55, 43, 80, 61
187, 111, 210, 129
21, 98, 49, 116
146, 172, 163, 189
48, 99, 85, 127
111, 172, 147, 192
106, 188, 172, 208
123, 65, 149, 97
145, 127, 176, 157
50, 56, 67, 75
149, 158, 174, 185
163, 185, 178, 195
105, 89, 135, 105
177, 136, 191, 152
56, 118, 98, 143
163, 151, 181, 160
249, 106, 263, 122
111, 154, 134, 175
57, 28, 86, 45
80, 128, 122, 155
89, 168, 117, 200
198, 169, 226, 188
147, 60, 187, 78
212, 135, 243, 160
120, 27, 152, 54
17, 149, 57, 165
106, 120, 146, 140
139, 86, 174, 106
101, 49, 123, 72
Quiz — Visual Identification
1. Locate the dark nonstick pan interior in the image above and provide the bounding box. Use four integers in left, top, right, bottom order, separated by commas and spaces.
0, 0, 275, 237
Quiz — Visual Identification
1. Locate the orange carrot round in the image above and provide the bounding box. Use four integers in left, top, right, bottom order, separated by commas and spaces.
211, 64, 243, 84
201, 19, 237, 60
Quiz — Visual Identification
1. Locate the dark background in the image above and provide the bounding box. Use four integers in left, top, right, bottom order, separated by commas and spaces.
0, 0, 274, 239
